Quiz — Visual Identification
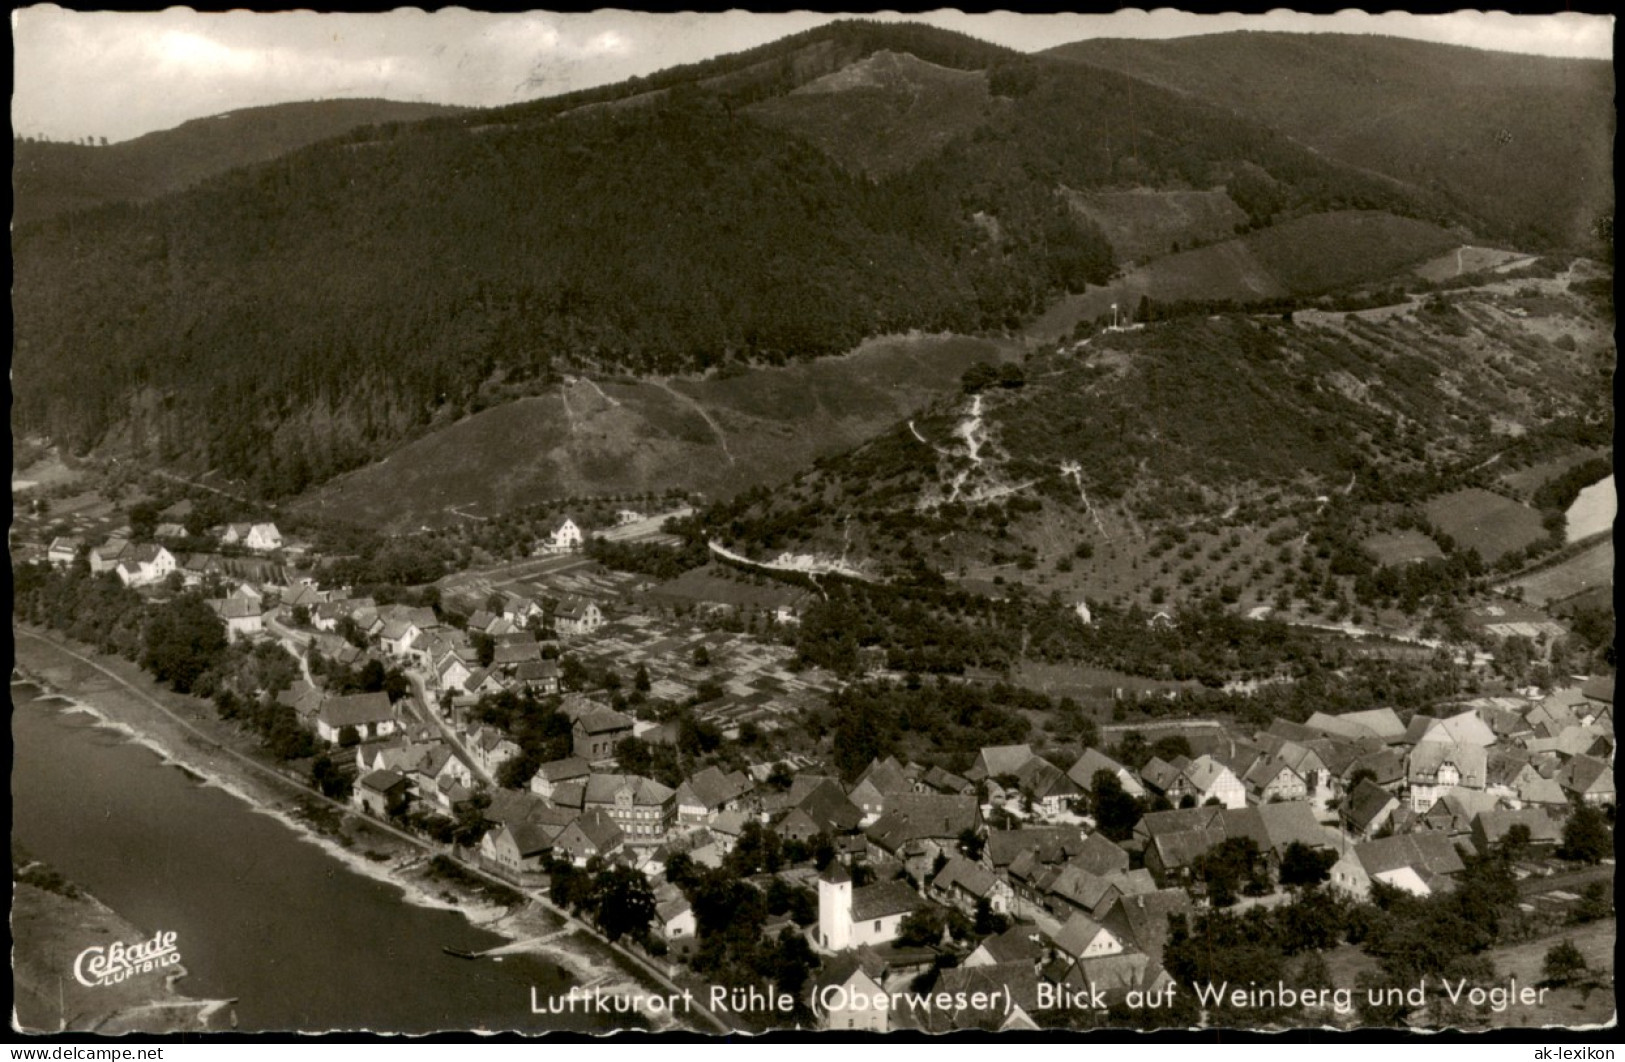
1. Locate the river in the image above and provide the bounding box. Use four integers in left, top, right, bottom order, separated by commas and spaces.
1565, 474, 1615, 542
10, 681, 652, 1034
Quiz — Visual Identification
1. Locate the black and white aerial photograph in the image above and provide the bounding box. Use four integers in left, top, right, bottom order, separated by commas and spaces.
10, 5, 1616, 1040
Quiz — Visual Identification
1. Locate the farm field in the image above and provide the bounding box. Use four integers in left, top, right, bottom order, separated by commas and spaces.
1411, 244, 1533, 282
1423, 488, 1547, 563
10, 448, 88, 493
1477, 917, 1615, 1029
641, 564, 811, 613
1498, 448, 1608, 497
1507, 539, 1614, 607
1317, 917, 1614, 1030
1024, 209, 1457, 339
1363, 529, 1444, 566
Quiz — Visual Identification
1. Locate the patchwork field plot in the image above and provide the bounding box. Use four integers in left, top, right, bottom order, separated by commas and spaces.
642, 565, 811, 613
1423, 488, 1546, 563
1508, 539, 1614, 607
1362, 529, 1444, 566
1411, 245, 1532, 282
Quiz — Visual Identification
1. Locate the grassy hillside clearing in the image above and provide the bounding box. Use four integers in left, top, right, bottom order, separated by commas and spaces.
747, 50, 998, 177
1362, 530, 1445, 566
290, 332, 1019, 532
1423, 488, 1547, 563
1413, 245, 1536, 282
1061, 187, 1249, 266
1031, 210, 1457, 335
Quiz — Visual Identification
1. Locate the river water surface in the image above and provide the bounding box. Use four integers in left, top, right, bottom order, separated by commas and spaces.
1565, 474, 1615, 542
11, 681, 648, 1034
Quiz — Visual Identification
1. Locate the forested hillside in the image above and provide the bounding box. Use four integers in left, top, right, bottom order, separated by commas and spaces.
11, 21, 1586, 505
12, 99, 465, 226
1048, 32, 1614, 252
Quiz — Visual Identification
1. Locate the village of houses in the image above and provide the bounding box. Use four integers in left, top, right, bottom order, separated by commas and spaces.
35, 506, 1618, 1032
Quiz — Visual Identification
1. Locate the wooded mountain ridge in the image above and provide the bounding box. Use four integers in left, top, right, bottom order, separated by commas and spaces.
12, 21, 1609, 506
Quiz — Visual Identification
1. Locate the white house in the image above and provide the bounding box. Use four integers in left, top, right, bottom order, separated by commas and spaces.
1052, 911, 1124, 961
1183, 755, 1247, 809
816, 862, 925, 952
316, 692, 398, 744
469, 726, 523, 778
47, 537, 82, 568
811, 955, 891, 1033
214, 594, 264, 641
222, 522, 283, 552
1406, 741, 1487, 813
245, 523, 283, 552
554, 597, 604, 637
115, 544, 178, 588
545, 518, 584, 552
655, 894, 697, 946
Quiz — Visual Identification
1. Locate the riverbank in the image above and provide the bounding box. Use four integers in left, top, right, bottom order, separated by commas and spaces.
11, 850, 236, 1034
13, 626, 724, 1033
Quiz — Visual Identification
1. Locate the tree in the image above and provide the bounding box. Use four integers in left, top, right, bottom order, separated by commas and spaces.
1542, 939, 1587, 986
141, 593, 228, 693
310, 752, 353, 801
550, 862, 592, 912
1278, 842, 1337, 889
1570, 880, 1612, 924
664, 851, 699, 892
766, 761, 795, 791
1496, 822, 1534, 863
960, 362, 1001, 395
616, 736, 653, 777
127, 500, 163, 541
591, 865, 657, 944
692, 644, 711, 667
634, 664, 652, 693
383, 668, 411, 703
1114, 731, 1150, 770
958, 828, 985, 861
896, 905, 946, 947
1151, 735, 1192, 763
974, 897, 1008, 936
1557, 804, 1611, 864
1195, 837, 1268, 907
1091, 770, 1141, 842
338, 725, 360, 748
